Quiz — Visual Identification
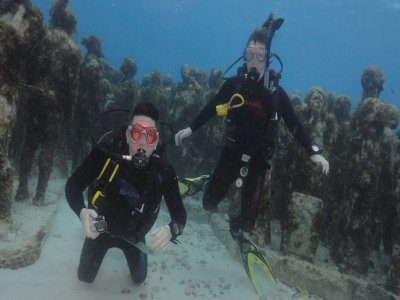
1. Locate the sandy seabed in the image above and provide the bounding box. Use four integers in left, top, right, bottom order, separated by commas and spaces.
0, 178, 321, 300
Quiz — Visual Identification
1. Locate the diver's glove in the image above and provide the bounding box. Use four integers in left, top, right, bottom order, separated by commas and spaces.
79, 208, 100, 240
175, 127, 192, 146
310, 154, 329, 175
149, 225, 172, 252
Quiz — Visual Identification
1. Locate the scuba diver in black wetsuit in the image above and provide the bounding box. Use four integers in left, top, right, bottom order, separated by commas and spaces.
175, 20, 329, 242
65, 102, 186, 284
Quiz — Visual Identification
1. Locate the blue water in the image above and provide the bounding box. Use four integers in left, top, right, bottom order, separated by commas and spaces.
32, 0, 400, 106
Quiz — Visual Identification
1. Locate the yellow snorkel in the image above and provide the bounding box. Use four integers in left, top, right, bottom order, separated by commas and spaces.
216, 93, 245, 116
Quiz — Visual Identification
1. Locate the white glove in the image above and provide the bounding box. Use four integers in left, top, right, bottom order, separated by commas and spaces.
175, 127, 192, 146
310, 154, 329, 175
79, 208, 101, 239
149, 225, 172, 252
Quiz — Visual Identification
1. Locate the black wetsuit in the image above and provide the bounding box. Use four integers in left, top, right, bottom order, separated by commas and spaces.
190, 75, 314, 231
65, 137, 186, 284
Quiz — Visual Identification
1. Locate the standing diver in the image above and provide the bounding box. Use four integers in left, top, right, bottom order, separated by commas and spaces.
66, 102, 186, 284
175, 16, 329, 243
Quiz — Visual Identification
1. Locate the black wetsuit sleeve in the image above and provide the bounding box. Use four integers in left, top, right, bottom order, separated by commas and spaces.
277, 87, 314, 154
161, 164, 187, 228
190, 78, 237, 132
65, 147, 105, 218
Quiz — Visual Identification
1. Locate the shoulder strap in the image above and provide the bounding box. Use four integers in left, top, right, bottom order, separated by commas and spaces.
96, 158, 120, 182
90, 157, 120, 210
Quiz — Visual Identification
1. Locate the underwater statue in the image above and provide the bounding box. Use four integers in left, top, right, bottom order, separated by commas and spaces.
15, 0, 80, 206
361, 65, 384, 101
49, 0, 81, 175
167, 64, 209, 176
331, 97, 399, 275
4, 3, 49, 206
138, 69, 169, 120
0, 1, 45, 220
113, 57, 137, 111
70, 35, 104, 171
387, 129, 400, 295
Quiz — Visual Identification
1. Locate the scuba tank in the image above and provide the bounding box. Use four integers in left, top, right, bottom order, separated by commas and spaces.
262, 14, 284, 93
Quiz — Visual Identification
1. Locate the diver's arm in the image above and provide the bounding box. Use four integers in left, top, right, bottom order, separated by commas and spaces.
65, 148, 105, 218
189, 78, 237, 132
161, 163, 187, 240
277, 86, 329, 174
277, 86, 314, 155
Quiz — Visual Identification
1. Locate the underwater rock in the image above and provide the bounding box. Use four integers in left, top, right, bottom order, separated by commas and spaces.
286, 192, 323, 261
211, 209, 399, 300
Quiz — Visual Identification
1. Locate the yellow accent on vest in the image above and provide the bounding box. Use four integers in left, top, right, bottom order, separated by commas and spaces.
91, 158, 120, 209
96, 158, 111, 181
216, 93, 245, 116
91, 190, 105, 209
109, 164, 119, 182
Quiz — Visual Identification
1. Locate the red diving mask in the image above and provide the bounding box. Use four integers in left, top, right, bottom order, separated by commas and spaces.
128, 123, 158, 145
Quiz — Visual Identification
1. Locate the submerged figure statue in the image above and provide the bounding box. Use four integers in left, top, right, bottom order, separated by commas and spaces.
15, 0, 80, 206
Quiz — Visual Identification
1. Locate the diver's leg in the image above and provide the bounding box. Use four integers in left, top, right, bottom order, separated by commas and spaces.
202, 146, 241, 210
120, 239, 148, 285
240, 153, 268, 232
77, 235, 109, 283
